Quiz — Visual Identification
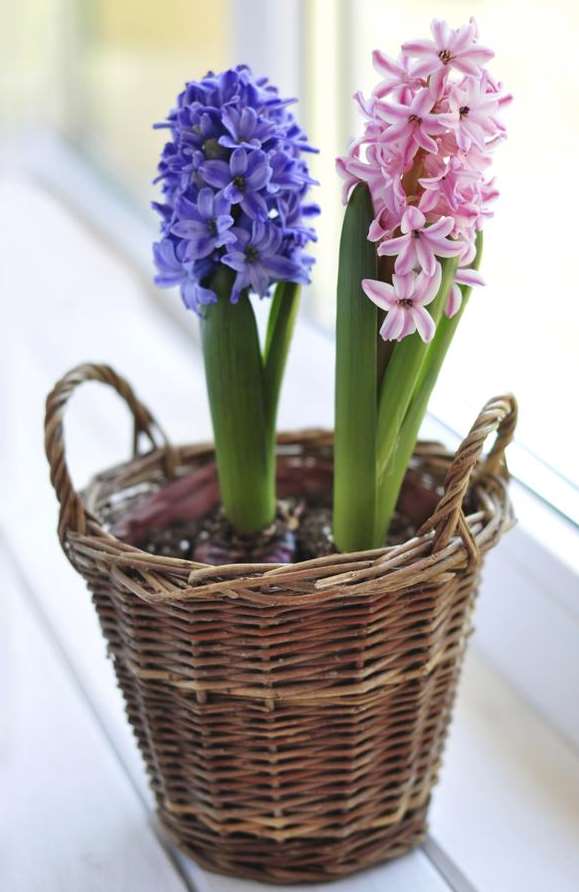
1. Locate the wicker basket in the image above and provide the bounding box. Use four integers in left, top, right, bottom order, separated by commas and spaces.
45, 363, 517, 884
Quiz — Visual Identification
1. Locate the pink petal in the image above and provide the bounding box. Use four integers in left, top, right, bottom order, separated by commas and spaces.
452, 57, 481, 77
402, 39, 437, 56
372, 49, 403, 78
458, 46, 495, 65
446, 283, 462, 317
362, 278, 396, 311
379, 307, 406, 340
418, 189, 439, 214
425, 216, 454, 238
455, 267, 485, 287
376, 100, 412, 124
399, 309, 417, 339
368, 218, 387, 242
412, 87, 436, 117
414, 264, 442, 305
412, 58, 442, 78
451, 22, 475, 54
431, 19, 452, 49
393, 272, 414, 300
377, 233, 408, 256
413, 127, 438, 154
410, 306, 436, 342
383, 120, 412, 143
394, 239, 417, 274
402, 205, 426, 232
423, 230, 464, 257
415, 238, 437, 276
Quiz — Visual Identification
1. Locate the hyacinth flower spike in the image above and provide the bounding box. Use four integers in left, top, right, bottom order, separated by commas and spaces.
153, 65, 318, 540
334, 18, 509, 551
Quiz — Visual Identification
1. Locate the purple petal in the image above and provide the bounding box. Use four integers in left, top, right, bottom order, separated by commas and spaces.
246, 162, 272, 191
221, 250, 247, 273
197, 187, 214, 219
214, 192, 232, 217
240, 191, 269, 220
171, 220, 206, 238
224, 183, 244, 204
201, 160, 230, 189
248, 263, 271, 296
263, 255, 304, 281
230, 147, 248, 176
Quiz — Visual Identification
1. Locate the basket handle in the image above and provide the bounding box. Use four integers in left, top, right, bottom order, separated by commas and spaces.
422, 394, 518, 554
45, 363, 175, 542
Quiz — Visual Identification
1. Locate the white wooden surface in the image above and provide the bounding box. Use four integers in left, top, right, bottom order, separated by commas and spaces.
2, 177, 579, 891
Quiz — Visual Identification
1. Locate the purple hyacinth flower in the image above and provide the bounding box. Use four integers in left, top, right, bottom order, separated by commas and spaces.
202, 148, 272, 220
153, 238, 217, 312
153, 65, 318, 310
170, 188, 236, 260
222, 222, 309, 300
219, 106, 276, 149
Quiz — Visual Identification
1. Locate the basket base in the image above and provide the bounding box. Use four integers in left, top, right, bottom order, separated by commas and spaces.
159, 804, 429, 885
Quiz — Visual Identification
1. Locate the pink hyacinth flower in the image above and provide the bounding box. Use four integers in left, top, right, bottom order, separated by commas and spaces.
372, 50, 423, 104
362, 265, 442, 343
377, 206, 463, 276
448, 80, 501, 152
446, 266, 485, 317
376, 87, 455, 159
402, 18, 494, 80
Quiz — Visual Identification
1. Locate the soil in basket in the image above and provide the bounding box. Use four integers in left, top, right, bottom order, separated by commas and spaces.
111, 461, 440, 565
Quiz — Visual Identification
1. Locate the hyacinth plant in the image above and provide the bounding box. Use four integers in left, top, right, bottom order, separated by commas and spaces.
334, 18, 510, 552
153, 65, 318, 534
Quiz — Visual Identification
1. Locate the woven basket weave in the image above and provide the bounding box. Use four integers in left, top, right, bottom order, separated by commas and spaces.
45, 363, 517, 884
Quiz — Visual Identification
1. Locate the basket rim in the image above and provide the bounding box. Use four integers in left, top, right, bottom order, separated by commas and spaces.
69, 430, 514, 603
45, 364, 517, 603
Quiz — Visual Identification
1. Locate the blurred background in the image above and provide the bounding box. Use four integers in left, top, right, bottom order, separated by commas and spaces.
1, 0, 578, 521
3, 7, 579, 890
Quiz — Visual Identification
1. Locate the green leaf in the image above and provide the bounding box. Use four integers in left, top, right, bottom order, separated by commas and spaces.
201, 266, 275, 533
333, 183, 380, 552
263, 281, 301, 435
374, 235, 483, 538
375, 256, 458, 483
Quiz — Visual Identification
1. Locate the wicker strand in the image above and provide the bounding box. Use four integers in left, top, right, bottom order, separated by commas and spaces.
44, 363, 176, 542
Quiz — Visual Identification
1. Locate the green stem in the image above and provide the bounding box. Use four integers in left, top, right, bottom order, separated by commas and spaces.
201, 265, 274, 533
333, 184, 380, 552
375, 235, 483, 537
